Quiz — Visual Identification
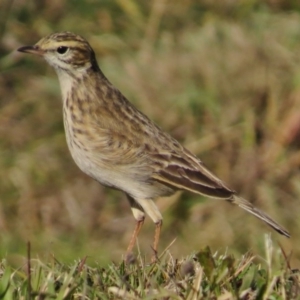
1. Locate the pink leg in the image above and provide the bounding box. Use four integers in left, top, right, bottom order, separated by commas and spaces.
126, 218, 145, 256
151, 220, 162, 262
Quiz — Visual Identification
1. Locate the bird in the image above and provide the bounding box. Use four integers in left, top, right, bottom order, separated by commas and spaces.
18, 32, 290, 260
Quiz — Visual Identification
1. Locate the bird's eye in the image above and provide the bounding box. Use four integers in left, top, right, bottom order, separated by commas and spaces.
56, 46, 69, 54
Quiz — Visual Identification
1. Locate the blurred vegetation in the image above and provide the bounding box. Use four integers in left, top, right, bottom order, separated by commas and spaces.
0, 0, 300, 268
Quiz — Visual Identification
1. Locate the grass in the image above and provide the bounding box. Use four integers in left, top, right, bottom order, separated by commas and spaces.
0, 237, 298, 299
1, 0, 300, 297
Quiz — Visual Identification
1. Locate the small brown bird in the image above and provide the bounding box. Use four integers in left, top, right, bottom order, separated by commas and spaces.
18, 32, 290, 260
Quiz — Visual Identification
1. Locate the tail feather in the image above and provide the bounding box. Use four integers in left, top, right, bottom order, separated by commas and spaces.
229, 196, 290, 238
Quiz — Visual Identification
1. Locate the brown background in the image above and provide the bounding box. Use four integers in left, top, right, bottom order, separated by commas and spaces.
0, 0, 299, 266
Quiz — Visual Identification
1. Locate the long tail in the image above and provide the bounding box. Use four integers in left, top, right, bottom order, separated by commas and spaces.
228, 195, 290, 238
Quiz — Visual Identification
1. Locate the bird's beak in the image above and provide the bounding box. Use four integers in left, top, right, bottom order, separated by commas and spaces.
18, 45, 44, 56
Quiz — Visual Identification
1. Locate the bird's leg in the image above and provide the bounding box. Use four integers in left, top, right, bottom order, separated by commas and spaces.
151, 220, 162, 262
126, 195, 145, 260
128, 196, 163, 262
132, 198, 163, 263
126, 218, 145, 255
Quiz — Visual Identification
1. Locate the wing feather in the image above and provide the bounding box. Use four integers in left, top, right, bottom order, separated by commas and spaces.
151, 148, 234, 199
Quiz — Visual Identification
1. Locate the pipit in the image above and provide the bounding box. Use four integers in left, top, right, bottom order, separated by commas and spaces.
18, 32, 290, 260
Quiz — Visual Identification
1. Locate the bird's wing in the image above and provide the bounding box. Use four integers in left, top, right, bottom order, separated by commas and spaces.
150, 145, 235, 199
149, 140, 290, 238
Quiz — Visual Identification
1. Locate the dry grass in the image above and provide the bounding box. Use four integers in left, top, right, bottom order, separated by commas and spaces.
0, 0, 300, 268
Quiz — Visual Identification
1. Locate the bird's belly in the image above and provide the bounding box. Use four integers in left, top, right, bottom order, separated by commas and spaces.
65, 135, 115, 187
63, 114, 175, 198
65, 135, 174, 199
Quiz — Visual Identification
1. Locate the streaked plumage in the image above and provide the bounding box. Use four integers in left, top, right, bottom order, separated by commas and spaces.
18, 32, 290, 260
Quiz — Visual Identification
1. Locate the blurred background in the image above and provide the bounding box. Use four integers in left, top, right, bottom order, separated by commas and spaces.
1, 0, 300, 266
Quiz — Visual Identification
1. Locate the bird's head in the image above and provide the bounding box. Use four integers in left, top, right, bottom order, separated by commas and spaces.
18, 32, 99, 75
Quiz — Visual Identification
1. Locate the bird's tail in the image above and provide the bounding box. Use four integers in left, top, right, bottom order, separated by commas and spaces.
228, 195, 290, 238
